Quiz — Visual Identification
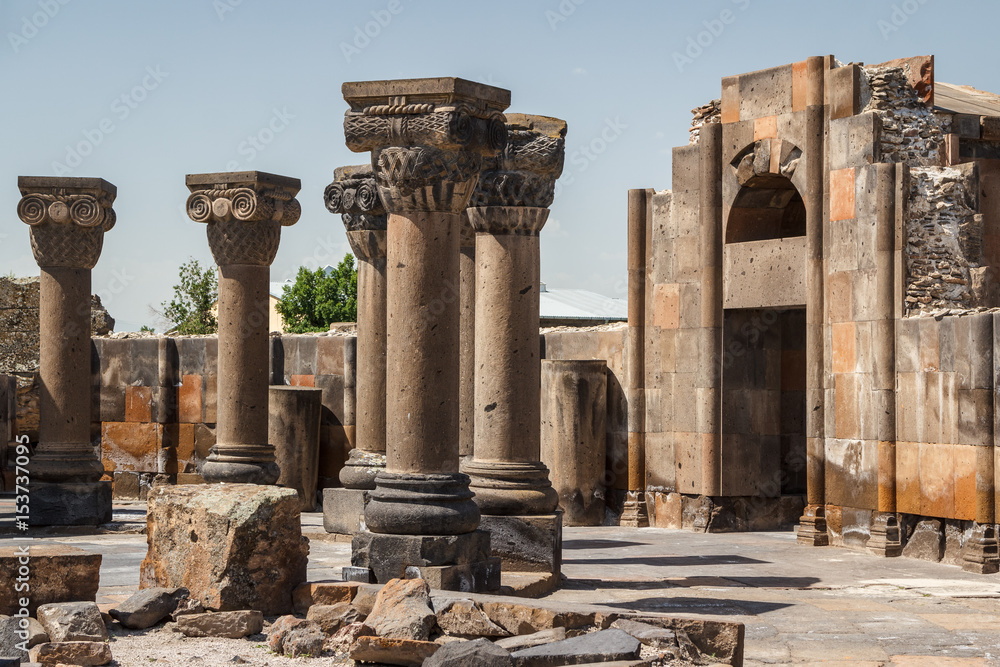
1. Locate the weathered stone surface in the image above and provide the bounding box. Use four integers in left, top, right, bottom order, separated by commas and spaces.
306, 603, 360, 635
350, 583, 382, 617
0, 547, 101, 616
495, 626, 566, 651
481, 601, 594, 635
322, 487, 368, 534
175, 611, 263, 638
266, 615, 309, 652
28, 641, 112, 666
36, 602, 107, 643
28, 482, 113, 527
109, 587, 187, 629
363, 578, 435, 641
170, 597, 205, 621
902, 518, 945, 562
0, 615, 47, 661
326, 621, 373, 655
291, 581, 359, 615
477, 514, 561, 574
433, 599, 509, 638
349, 636, 439, 666
351, 530, 491, 584
511, 628, 641, 666
266, 616, 324, 658
139, 484, 308, 614
611, 618, 676, 648
425, 637, 513, 667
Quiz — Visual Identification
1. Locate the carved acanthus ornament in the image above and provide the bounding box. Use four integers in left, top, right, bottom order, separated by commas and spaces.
17, 177, 117, 269
325, 164, 388, 263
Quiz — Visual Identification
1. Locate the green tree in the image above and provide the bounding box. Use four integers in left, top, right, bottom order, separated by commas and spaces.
277, 254, 358, 333
162, 258, 218, 334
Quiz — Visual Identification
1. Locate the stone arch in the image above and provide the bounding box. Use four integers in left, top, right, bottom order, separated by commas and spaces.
724, 138, 806, 244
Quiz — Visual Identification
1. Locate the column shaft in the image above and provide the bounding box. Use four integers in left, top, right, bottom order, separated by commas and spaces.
355, 255, 387, 457
459, 227, 477, 460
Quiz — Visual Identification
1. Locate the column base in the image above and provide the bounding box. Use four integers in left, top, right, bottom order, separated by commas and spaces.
620, 491, 650, 528
323, 487, 369, 535
347, 530, 500, 593
202, 445, 279, 485
365, 472, 480, 535
868, 512, 902, 557
29, 481, 112, 526
797, 504, 829, 546
962, 523, 1000, 574
464, 460, 559, 515
479, 512, 562, 577
338, 449, 385, 490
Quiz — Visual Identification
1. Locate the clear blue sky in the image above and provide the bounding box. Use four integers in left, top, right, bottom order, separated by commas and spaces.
2, 0, 996, 330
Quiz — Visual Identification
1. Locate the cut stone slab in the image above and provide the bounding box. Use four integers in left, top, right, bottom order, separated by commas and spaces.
434, 599, 509, 638
109, 587, 188, 629
272, 618, 324, 658
323, 487, 367, 534
175, 610, 263, 638
0, 615, 47, 661
479, 513, 562, 574
28, 482, 112, 527
501, 572, 559, 597
364, 578, 436, 641
511, 628, 641, 666
35, 602, 108, 643
611, 618, 677, 648
291, 581, 359, 615
495, 627, 566, 651
424, 637, 513, 666
0, 546, 101, 615
351, 530, 491, 584
140, 484, 309, 615
326, 621, 373, 654
480, 601, 594, 635
28, 640, 112, 666
306, 603, 360, 635
266, 615, 311, 653
349, 636, 439, 666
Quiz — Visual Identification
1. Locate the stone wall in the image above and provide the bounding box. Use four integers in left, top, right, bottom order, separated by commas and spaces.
861, 63, 946, 166
689, 99, 721, 145
0, 374, 18, 491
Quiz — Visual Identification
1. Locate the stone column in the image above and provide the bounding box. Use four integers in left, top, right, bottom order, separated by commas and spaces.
459, 214, 476, 460
341, 78, 510, 592
17, 176, 117, 525
271, 385, 323, 512
324, 164, 388, 489
185, 171, 301, 484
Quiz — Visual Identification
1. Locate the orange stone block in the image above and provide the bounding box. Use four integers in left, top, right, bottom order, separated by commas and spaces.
830, 167, 856, 221
178, 374, 203, 424
919, 442, 955, 518
204, 374, 217, 423
125, 386, 152, 423
753, 115, 777, 141
290, 374, 315, 387
953, 445, 977, 521
827, 272, 853, 323
652, 283, 680, 330
102, 421, 160, 472
792, 60, 808, 112
834, 374, 859, 440
896, 441, 920, 515
721, 76, 739, 124
174, 423, 196, 465
831, 322, 857, 375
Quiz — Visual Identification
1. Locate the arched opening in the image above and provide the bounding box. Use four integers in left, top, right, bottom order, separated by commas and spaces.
726, 172, 806, 243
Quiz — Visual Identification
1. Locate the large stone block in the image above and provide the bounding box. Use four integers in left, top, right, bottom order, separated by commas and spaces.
28, 482, 111, 527
139, 484, 308, 615
322, 487, 367, 534
0, 545, 101, 616
350, 531, 498, 593
477, 514, 561, 575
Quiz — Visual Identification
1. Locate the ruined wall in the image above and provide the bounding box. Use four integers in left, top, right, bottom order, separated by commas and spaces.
861, 64, 945, 166
689, 99, 720, 145
0, 374, 18, 491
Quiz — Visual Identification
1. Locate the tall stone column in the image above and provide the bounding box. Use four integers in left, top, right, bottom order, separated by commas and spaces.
462, 114, 565, 586
459, 214, 476, 460
185, 171, 301, 484
17, 177, 117, 525
341, 77, 510, 592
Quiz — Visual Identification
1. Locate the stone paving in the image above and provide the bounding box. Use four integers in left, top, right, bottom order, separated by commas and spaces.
3, 499, 1000, 665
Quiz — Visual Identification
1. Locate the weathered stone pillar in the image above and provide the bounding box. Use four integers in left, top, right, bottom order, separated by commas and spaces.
185, 171, 301, 484
270, 385, 323, 512
324, 165, 388, 489
459, 214, 476, 460
341, 78, 510, 592
17, 177, 116, 525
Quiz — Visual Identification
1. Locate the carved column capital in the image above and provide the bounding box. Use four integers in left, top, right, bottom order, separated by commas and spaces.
325, 164, 388, 264
343, 78, 511, 213
185, 171, 301, 267
17, 176, 117, 269
469, 114, 567, 214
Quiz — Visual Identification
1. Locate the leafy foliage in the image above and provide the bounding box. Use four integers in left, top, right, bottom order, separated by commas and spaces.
276, 254, 358, 333
162, 258, 218, 335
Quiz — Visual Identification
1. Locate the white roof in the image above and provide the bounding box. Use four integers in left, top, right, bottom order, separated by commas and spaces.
539, 284, 627, 321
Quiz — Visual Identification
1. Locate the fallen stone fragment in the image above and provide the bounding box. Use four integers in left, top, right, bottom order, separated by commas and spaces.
0, 614, 48, 660
434, 599, 509, 638
363, 578, 435, 641
495, 626, 566, 651
282, 623, 325, 658
171, 597, 205, 620
511, 628, 641, 666
349, 636, 439, 666
292, 581, 360, 615
481, 602, 594, 636
109, 587, 188, 629
266, 616, 310, 653
675, 628, 703, 663
350, 583, 381, 617
175, 611, 263, 638
306, 603, 360, 635
35, 602, 108, 642
611, 618, 677, 649
0, 546, 102, 616
424, 637, 513, 666
326, 621, 373, 654
28, 641, 112, 666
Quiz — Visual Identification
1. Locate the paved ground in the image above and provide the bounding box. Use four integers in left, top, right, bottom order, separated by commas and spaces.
3, 499, 1000, 665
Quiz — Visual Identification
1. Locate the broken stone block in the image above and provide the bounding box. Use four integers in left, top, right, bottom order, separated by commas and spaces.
477, 514, 562, 575
170, 597, 204, 621
35, 602, 108, 643
139, 484, 309, 614
902, 518, 945, 561
424, 637, 513, 666
349, 636, 439, 666
109, 587, 188, 629
511, 628, 641, 666
433, 599, 509, 638
326, 621, 373, 654
349, 583, 382, 617
306, 603, 360, 635
611, 618, 676, 649
363, 578, 435, 641
480, 601, 594, 635
0, 546, 101, 616
266, 616, 311, 652
28, 641, 112, 666
291, 581, 359, 615
0, 615, 47, 661
495, 626, 566, 651
175, 610, 263, 638
266, 616, 324, 658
